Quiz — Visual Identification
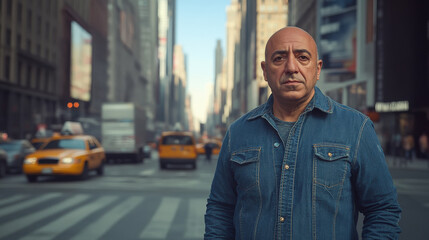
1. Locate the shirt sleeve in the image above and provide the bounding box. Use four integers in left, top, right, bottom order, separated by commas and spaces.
204, 130, 237, 239
353, 118, 402, 239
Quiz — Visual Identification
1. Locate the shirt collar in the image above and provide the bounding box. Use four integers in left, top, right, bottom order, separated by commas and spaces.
247, 86, 333, 121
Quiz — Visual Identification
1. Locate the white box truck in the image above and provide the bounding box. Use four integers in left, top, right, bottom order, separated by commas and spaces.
101, 103, 145, 163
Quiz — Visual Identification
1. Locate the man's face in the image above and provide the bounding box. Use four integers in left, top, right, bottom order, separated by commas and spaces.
261, 28, 322, 104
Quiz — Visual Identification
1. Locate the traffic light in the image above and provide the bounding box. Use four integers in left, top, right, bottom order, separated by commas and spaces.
67, 102, 80, 109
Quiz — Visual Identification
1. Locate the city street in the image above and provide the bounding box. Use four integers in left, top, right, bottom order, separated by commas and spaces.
0, 153, 428, 240
0, 152, 216, 240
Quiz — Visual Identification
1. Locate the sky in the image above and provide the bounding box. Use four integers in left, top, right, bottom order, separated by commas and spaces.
176, 0, 230, 127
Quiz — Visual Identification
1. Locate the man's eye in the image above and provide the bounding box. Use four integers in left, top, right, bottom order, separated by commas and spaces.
273, 56, 284, 62
298, 55, 309, 61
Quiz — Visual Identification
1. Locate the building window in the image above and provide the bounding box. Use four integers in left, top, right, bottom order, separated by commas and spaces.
26, 65, 32, 87
17, 61, 22, 85
45, 23, 50, 40
26, 39, 31, 51
18, 3, 23, 24
6, 29, 11, 46
27, 10, 32, 32
4, 56, 11, 81
7, 0, 12, 17
37, 16, 41, 35
36, 68, 41, 90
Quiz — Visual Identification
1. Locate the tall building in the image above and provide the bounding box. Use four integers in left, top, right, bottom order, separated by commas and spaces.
374, 0, 429, 154
138, 0, 159, 141
156, 0, 176, 133
224, 0, 241, 126
256, 0, 288, 104
227, 0, 288, 124
171, 44, 187, 130
289, 0, 429, 155
0, 0, 108, 139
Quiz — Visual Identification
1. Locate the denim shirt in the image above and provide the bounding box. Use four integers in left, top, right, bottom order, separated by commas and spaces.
205, 87, 401, 240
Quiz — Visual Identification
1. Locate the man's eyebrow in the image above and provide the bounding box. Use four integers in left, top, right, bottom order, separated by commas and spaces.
271, 49, 312, 58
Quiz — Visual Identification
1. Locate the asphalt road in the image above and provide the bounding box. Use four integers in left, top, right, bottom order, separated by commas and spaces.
0, 152, 216, 240
0, 153, 427, 240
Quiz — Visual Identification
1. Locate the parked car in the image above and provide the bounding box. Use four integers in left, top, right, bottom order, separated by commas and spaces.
23, 135, 106, 182
158, 131, 198, 169
0, 140, 36, 173
0, 148, 7, 178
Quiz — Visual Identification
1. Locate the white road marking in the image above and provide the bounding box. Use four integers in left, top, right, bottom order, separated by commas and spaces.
0, 192, 61, 218
140, 169, 156, 176
0, 194, 27, 207
71, 196, 144, 240
184, 198, 207, 239
0, 194, 89, 238
20, 195, 118, 240
140, 197, 181, 239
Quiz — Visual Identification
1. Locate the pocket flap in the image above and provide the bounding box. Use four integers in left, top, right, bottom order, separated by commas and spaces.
230, 148, 260, 165
313, 144, 350, 161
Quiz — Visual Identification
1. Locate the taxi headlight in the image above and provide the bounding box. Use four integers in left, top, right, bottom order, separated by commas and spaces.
61, 157, 74, 164
24, 157, 37, 164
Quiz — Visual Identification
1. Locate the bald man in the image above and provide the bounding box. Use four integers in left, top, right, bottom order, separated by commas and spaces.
204, 27, 401, 239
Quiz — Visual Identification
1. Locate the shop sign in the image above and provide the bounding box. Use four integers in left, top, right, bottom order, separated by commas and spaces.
375, 101, 409, 112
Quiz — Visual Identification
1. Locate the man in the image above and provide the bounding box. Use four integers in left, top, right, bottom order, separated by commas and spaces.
204, 27, 401, 239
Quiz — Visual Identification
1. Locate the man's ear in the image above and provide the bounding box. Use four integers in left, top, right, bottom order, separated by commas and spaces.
316, 60, 323, 80
261, 61, 267, 81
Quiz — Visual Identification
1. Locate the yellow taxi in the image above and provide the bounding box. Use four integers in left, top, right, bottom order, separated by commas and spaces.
158, 131, 197, 169
196, 139, 222, 155
23, 135, 105, 182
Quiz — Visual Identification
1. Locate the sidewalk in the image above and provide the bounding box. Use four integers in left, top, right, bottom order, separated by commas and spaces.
385, 155, 429, 170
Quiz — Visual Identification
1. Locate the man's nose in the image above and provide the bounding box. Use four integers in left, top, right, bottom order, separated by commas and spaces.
285, 55, 298, 74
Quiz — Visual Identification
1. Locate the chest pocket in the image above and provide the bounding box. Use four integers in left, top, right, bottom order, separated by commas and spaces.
313, 144, 351, 188
230, 148, 261, 193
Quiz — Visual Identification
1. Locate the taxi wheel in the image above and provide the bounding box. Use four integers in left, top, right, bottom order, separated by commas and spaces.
26, 175, 38, 183
80, 162, 89, 180
96, 161, 104, 176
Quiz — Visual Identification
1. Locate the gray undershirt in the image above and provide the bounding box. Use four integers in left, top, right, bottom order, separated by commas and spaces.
270, 112, 295, 146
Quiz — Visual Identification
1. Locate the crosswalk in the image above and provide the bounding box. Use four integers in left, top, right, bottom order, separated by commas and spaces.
0, 192, 207, 240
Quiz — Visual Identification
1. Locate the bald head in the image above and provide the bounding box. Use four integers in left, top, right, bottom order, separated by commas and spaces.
265, 27, 319, 61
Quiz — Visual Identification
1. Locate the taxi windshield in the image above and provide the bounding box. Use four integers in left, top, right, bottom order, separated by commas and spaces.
43, 139, 86, 150
162, 135, 193, 145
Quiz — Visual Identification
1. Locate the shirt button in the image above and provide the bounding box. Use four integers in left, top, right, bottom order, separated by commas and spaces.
279, 217, 285, 222
274, 142, 280, 148
284, 164, 289, 170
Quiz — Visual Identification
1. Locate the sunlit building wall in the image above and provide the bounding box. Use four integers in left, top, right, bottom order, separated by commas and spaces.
256, 0, 288, 105
156, 0, 176, 133
225, 0, 241, 126
171, 45, 187, 130
138, 0, 158, 141
228, 0, 257, 123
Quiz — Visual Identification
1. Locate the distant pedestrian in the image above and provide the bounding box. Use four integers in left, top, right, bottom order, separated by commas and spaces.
418, 132, 429, 167
402, 133, 415, 166
391, 132, 402, 166
204, 142, 213, 161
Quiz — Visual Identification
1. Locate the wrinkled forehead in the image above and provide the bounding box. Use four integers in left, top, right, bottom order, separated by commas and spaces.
266, 28, 318, 58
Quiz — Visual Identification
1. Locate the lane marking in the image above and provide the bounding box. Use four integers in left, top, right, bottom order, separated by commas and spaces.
184, 198, 207, 239
0, 194, 27, 207
0, 192, 61, 218
20, 196, 118, 240
71, 196, 144, 240
140, 169, 156, 176
140, 197, 181, 239
0, 194, 89, 239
